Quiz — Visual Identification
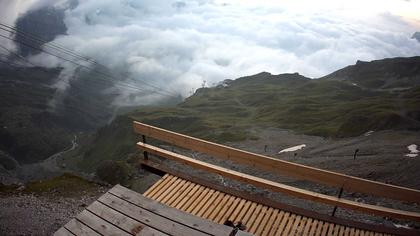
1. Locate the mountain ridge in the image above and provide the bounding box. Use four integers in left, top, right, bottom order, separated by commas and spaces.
320, 56, 420, 90
1, 56, 419, 170
74, 56, 420, 169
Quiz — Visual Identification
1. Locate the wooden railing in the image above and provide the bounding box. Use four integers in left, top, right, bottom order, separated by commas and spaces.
133, 121, 420, 222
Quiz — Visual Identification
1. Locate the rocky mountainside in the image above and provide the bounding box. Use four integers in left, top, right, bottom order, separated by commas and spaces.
412, 32, 420, 43
0, 3, 120, 166
0, 64, 116, 165
75, 56, 420, 169
15, 6, 67, 57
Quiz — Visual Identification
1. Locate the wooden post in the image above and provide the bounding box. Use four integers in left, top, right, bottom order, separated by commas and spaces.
331, 187, 344, 217
142, 135, 149, 160
354, 149, 359, 160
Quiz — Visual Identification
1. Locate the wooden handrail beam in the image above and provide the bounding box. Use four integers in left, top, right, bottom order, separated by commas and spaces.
133, 121, 420, 204
136, 142, 420, 222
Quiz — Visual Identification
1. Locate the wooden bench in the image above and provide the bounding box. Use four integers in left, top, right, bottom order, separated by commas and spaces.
133, 121, 420, 204
133, 121, 420, 235
144, 173, 406, 236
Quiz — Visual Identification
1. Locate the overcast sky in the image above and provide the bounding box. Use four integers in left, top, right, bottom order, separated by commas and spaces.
1, 0, 420, 101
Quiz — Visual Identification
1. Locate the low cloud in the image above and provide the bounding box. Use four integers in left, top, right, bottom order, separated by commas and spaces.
4, 0, 420, 105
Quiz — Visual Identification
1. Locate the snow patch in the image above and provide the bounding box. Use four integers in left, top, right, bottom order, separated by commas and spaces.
407, 144, 419, 153
364, 130, 374, 136
278, 144, 306, 154
405, 144, 418, 157
352, 83, 358, 86
393, 223, 412, 229
216, 81, 230, 88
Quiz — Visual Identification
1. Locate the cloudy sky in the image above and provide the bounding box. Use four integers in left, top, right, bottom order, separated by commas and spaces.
1, 0, 420, 100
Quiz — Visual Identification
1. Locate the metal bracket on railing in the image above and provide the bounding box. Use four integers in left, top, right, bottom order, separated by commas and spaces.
224, 220, 246, 236
331, 186, 344, 217
142, 135, 149, 160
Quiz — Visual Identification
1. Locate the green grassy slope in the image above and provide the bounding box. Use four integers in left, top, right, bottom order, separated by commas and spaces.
79, 57, 420, 168
135, 72, 420, 138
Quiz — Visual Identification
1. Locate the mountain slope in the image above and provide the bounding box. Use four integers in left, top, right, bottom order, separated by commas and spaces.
79, 57, 420, 168
412, 32, 420, 43
0, 66, 70, 164
15, 6, 67, 56
321, 57, 420, 90
0, 64, 117, 165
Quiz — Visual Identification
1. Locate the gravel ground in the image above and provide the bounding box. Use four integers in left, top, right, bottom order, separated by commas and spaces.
1, 127, 419, 234
154, 127, 420, 230
0, 188, 107, 235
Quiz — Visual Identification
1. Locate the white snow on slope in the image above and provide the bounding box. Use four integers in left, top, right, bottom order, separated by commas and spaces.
364, 130, 374, 136
278, 144, 306, 154
405, 144, 418, 157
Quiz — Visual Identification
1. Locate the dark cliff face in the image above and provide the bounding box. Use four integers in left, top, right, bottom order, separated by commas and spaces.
15, 7, 67, 56
0, 3, 123, 165
0, 63, 120, 164
412, 32, 420, 43
0, 66, 69, 164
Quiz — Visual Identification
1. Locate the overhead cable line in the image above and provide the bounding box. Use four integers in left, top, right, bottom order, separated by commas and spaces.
0, 22, 179, 97
0, 23, 96, 64
0, 58, 27, 68
0, 44, 45, 68
0, 32, 165, 96
0, 32, 178, 98
1, 40, 130, 92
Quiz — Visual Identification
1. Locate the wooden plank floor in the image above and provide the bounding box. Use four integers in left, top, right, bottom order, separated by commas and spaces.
144, 174, 395, 236
55, 184, 252, 236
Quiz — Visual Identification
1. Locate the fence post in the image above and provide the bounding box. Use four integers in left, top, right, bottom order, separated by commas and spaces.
331, 186, 344, 217
142, 135, 149, 160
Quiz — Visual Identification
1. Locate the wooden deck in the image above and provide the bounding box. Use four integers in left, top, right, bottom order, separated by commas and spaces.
144, 174, 396, 236
54, 184, 252, 236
